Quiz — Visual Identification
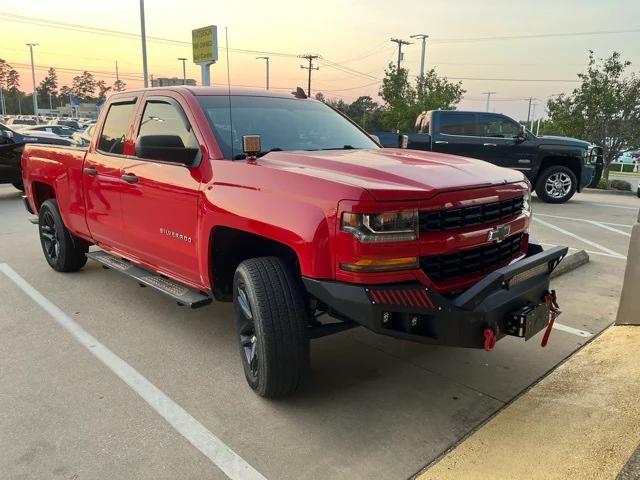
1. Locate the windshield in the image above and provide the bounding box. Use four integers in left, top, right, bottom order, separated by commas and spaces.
198, 95, 378, 159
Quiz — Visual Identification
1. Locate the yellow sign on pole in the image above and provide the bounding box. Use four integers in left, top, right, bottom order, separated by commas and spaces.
192, 25, 218, 64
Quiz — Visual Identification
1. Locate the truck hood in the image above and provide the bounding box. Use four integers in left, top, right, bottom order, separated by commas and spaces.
536, 135, 590, 149
259, 148, 524, 201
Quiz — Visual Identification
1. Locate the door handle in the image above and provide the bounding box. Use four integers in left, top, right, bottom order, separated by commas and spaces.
121, 174, 138, 184
483, 143, 497, 146
434, 141, 449, 145
83, 167, 97, 176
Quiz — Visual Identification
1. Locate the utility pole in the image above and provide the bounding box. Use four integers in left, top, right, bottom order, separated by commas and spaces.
390, 38, 412, 70
526, 97, 533, 123
482, 91, 496, 112
115, 60, 120, 83
26, 43, 38, 115
531, 103, 537, 130
139, 0, 149, 88
410, 34, 428, 78
256, 56, 270, 90
177, 57, 188, 85
299, 54, 319, 97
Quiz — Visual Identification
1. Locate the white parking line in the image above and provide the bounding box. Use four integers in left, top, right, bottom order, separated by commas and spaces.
0, 263, 266, 480
588, 221, 632, 237
552, 323, 593, 338
538, 242, 626, 260
584, 203, 639, 211
533, 218, 627, 259
535, 213, 634, 228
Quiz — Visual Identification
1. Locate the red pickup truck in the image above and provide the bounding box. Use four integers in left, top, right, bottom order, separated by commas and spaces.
21, 87, 567, 397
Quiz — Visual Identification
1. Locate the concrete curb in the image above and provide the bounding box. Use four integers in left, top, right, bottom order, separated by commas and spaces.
550, 249, 590, 280
585, 187, 637, 196
616, 211, 639, 325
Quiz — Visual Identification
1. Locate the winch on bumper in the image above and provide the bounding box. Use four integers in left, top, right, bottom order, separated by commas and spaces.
303, 243, 567, 350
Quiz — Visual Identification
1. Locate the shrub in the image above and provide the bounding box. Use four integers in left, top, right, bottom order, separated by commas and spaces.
610, 179, 632, 191
597, 178, 611, 189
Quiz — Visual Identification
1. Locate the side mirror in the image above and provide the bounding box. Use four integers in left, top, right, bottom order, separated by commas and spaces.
517, 125, 527, 142
1, 130, 14, 139
135, 135, 199, 165
369, 134, 380, 145
400, 134, 409, 149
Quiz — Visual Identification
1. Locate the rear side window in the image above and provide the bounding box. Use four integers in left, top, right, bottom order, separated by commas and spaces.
98, 102, 136, 154
439, 113, 477, 136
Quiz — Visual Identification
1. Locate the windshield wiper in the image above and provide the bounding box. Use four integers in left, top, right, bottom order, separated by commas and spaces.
308, 145, 355, 151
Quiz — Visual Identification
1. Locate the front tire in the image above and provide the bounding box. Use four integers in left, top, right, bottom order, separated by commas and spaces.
233, 257, 309, 398
535, 166, 578, 203
39, 199, 89, 272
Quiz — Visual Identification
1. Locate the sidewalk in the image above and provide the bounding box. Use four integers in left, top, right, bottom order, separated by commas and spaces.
417, 325, 640, 480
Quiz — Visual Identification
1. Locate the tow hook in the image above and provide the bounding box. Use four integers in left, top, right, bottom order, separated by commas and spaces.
541, 290, 562, 347
483, 327, 497, 352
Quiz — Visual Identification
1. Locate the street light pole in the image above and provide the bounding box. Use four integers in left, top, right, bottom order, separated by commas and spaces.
482, 91, 496, 112
410, 34, 429, 78
256, 56, 270, 90
26, 43, 38, 115
139, 0, 149, 88
177, 57, 188, 85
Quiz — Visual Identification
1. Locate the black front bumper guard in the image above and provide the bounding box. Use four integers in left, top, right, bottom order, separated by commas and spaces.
303, 243, 568, 350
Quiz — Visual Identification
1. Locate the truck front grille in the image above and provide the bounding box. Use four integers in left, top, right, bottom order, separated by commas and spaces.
420, 233, 524, 282
419, 196, 524, 232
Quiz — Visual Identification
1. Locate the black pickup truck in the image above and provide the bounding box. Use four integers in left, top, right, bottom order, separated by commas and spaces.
372, 110, 601, 203
0, 123, 72, 190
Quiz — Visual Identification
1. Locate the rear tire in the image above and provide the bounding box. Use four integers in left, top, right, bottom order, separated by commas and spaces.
39, 199, 88, 272
233, 256, 309, 398
535, 166, 577, 204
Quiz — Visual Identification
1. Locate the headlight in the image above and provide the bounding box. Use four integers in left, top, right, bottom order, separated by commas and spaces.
522, 189, 532, 213
341, 210, 418, 242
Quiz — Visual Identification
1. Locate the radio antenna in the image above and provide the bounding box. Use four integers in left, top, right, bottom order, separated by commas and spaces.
225, 26, 234, 159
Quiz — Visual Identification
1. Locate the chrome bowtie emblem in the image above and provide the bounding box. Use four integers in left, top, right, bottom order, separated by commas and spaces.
487, 225, 510, 243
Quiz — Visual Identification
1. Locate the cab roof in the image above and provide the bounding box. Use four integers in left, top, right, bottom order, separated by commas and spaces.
112, 86, 307, 99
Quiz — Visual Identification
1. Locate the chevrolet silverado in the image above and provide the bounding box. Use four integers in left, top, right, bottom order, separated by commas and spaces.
21, 87, 567, 397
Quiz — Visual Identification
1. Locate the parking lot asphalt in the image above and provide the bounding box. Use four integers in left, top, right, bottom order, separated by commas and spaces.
0, 185, 637, 480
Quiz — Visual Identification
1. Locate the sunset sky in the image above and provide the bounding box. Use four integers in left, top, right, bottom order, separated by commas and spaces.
1, 0, 639, 119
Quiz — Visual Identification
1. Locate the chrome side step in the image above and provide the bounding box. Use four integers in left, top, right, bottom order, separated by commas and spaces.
86, 250, 213, 309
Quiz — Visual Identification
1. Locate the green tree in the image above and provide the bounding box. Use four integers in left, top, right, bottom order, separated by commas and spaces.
71, 71, 96, 100
314, 91, 325, 102
413, 69, 464, 116
112, 79, 126, 92
38, 67, 59, 98
379, 63, 415, 131
546, 51, 640, 179
379, 63, 465, 131
346, 96, 385, 130
96, 80, 111, 99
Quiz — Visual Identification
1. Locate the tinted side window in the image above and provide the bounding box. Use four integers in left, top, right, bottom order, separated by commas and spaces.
439, 113, 477, 136
98, 102, 135, 154
478, 114, 520, 138
137, 100, 198, 150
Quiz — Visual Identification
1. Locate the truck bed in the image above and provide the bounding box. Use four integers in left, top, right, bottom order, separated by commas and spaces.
22, 143, 89, 236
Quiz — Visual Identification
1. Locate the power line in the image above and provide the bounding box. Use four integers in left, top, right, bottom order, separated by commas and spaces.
0, 13, 299, 58
429, 28, 640, 44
